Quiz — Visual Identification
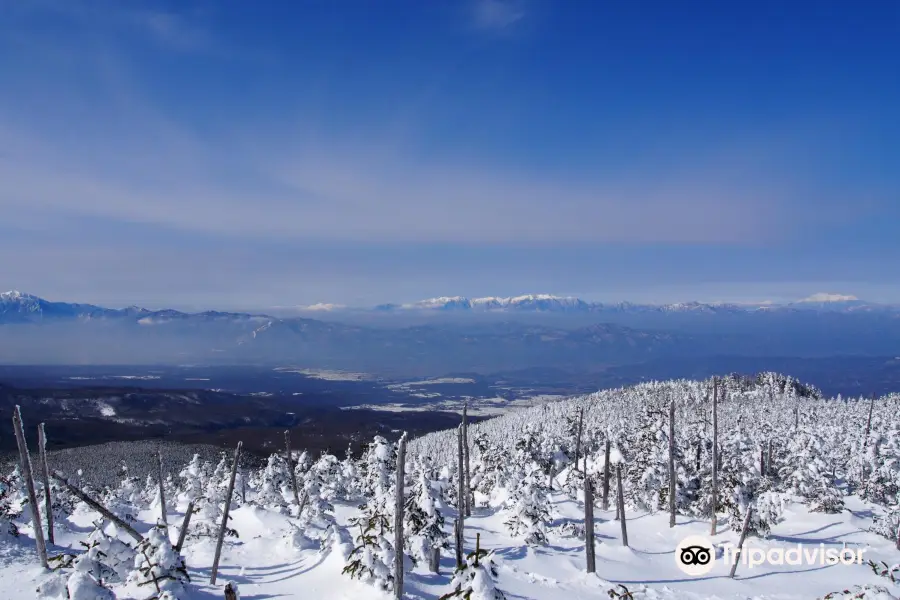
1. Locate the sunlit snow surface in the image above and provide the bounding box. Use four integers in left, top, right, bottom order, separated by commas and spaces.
3, 487, 897, 599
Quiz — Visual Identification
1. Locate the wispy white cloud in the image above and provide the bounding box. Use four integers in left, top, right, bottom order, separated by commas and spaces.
0, 0, 217, 54
473, 0, 526, 30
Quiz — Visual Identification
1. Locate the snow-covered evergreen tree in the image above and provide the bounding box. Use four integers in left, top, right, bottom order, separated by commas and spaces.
439, 541, 506, 600
128, 523, 190, 599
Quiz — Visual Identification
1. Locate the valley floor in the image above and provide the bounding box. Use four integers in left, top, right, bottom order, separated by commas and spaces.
3, 490, 898, 600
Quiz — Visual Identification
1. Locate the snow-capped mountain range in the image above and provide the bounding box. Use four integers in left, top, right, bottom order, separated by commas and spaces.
1, 290, 894, 324
311, 292, 887, 315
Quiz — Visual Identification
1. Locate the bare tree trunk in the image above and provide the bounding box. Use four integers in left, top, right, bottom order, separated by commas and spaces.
668, 398, 677, 528
175, 500, 196, 553
224, 582, 239, 600
462, 405, 472, 517
38, 423, 54, 545
454, 518, 462, 569
393, 433, 408, 599
767, 440, 773, 477
429, 546, 441, 574
157, 447, 168, 528
759, 446, 766, 477
584, 476, 595, 573
711, 377, 719, 536
13, 408, 48, 567
285, 430, 301, 509
574, 407, 584, 472
457, 424, 466, 556
240, 468, 246, 504
616, 464, 628, 547
602, 439, 611, 512
729, 506, 753, 578
865, 393, 875, 439
210, 441, 242, 585
51, 471, 143, 543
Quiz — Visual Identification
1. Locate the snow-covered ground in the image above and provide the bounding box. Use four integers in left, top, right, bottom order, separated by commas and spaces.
5, 373, 900, 600
3, 487, 897, 599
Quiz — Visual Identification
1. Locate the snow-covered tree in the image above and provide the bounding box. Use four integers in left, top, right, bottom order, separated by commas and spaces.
342, 504, 395, 591
404, 456, 449, 564
439, 541, 506, 600
128, 523, 190, 599
73, 521, 136, 586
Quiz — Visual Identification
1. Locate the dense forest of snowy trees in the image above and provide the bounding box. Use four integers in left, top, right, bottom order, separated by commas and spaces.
2, 372, 900, 599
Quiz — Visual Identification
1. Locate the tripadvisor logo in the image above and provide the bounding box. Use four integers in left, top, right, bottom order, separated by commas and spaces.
675, 535, 868, 576
675, 535, 715, 576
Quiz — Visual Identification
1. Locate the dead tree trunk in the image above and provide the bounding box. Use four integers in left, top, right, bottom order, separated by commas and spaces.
767, 440, 773, 477
157, 447, 168, 527
729, 506, 754, 578
574, 407, 584, 472
285, 430, 301, 509
13, 407, 48, 567
224, 582, 239, 600
51, 471, 143, 543
616, 464, 628, 547
462, 405, 472, 517
865, 393, 876, 439
602, 439, 611, 512
394, 433, 408, 600
429, 545, 441, 574
584, 476, 596, 573
668, 398, 676, 528
240, 468, 246, 504
457, 423, 466, 560
210, 441, 242, 585
759, 446, 766, 477
38, 423, 54, 545
175, 500, 196, 553
454, 518, 463, 568
710, 377, 719, 536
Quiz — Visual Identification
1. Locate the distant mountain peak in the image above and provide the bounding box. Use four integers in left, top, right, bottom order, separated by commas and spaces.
797, 293, 860, 303
1, 290, 35, 301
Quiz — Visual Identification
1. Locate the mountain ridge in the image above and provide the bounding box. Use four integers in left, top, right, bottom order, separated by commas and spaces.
5, 290, 897, 322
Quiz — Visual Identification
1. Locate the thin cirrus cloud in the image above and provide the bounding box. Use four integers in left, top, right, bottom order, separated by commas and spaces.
473, 0, 526, 30
0, 0, 896, 307
0, 113, 814, 246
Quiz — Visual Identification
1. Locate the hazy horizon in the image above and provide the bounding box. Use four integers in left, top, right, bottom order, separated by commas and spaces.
2, 1, 897, 309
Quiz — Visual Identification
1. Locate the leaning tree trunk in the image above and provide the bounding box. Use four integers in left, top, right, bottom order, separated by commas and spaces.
602, 439, 611, 511
668, 398, 676, 528
710, 377, 719, 536
38, 423, 54, 545
616, 464, 628, 547
584, 476, 596, 573
393, 433, 408, 600
13, 407, 48, 567
175, 500, 196, 553
51, 471, 143, 543
729, 506, 754, 578
210, 441, 242, 585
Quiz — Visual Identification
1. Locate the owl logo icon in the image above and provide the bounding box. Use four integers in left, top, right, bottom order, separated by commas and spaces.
675, 535, 716, 576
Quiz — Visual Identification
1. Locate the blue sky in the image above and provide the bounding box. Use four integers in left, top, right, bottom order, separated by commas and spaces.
1, 0, 898, 310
